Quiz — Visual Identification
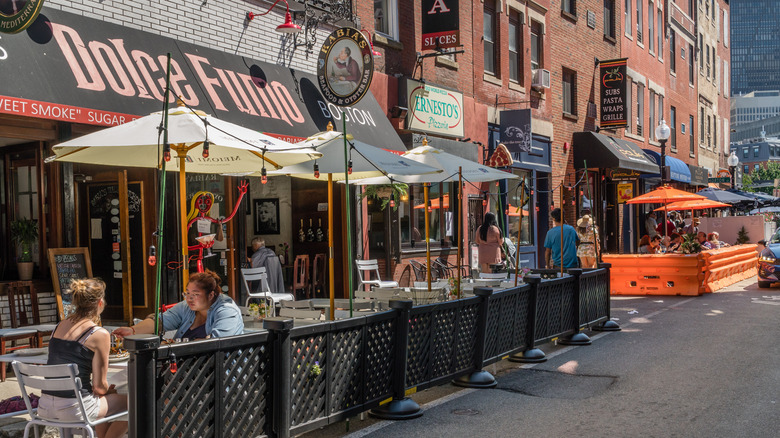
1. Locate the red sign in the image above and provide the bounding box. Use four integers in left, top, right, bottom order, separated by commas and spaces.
0, 95, 138, 126
421, 0, 460, 50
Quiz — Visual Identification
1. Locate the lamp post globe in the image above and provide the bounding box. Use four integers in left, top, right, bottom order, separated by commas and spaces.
727, 150, 739, 188
655, 120, 671, 184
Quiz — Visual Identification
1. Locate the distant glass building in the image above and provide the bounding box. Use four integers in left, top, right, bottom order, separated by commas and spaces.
731, 0, 780, 95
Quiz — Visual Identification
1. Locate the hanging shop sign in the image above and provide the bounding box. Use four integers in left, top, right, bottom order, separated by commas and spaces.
609, 169, 640, 179
421, 0, 460, 50
617, 183, 634, 204
316, 27, 374, 107
0, 0, 44, 34
402, 79, 463, 138
0, 8, 404, 150
599, 58, 628, 129
500, 109, 532, 153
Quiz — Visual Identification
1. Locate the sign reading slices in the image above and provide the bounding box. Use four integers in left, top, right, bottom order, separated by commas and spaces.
0, 0, 45, 34
599, 58, 628, 129
421, 0, 460, 50
317, 27, 374, 107
404, 79, 463, 137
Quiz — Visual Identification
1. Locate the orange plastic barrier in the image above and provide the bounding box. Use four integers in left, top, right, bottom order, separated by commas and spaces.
603, 254, 705, 296
700, 244, 758, 293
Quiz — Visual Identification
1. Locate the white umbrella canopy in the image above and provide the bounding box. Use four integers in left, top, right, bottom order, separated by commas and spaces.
353, 144, 518, 184
267, 129, 441, 180
47, 105, 320, 172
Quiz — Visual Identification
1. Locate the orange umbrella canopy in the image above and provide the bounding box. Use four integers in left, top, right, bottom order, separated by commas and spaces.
654, 199, 731, 211
505, 204, 530, 216
626, 185, 707, 204
414, 194, 450, 210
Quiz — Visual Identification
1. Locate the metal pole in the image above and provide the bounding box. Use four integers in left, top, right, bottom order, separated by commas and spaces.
154, 54, 172, 336
560, 185, 564, 276
342, 117, 354, 317
328, 173, 335, 321
457, 167, 463, 298
514, 180, 525, 286
453, 287, 497, 388
425, 183, 431, 291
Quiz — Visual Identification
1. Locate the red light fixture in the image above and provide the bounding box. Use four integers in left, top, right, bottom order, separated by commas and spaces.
360, 29, 382, 58
246, 0, 302, 34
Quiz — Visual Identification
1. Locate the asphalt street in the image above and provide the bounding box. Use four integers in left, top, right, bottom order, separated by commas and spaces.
336, 277, 780, 438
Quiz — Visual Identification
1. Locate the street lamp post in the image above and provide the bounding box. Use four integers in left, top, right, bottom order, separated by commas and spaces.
655, 120, 671, 184
727, 150, 740, 188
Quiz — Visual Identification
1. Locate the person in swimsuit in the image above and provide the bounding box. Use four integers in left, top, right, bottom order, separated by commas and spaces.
113, 270, 243, 341
39, 279, 127, 438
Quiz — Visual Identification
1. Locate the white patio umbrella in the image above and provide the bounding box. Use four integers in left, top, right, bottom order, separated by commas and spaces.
355, 141, 518, 294
47, 102, 321, 286
266, 126, 440, 318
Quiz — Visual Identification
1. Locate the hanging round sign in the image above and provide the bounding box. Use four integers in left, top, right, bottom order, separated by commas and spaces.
317, 27, 374, 107
0, 0, 45, 34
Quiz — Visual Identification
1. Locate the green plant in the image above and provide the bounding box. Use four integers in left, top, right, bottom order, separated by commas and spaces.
680, 233, 702, 254
736, 226, 750, 245
10, 219, 38, 263
359, 183, 408, 211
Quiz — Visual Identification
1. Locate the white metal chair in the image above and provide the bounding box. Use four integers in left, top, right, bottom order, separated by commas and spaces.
278, 308, 323, 321
12, 361, 128, 438
355, 259, 399, 289
241, 267, 294, 315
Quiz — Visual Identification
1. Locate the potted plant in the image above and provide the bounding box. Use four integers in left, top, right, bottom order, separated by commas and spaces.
10, 218, 38, 280
360, 183, 409, 210
679, 233, 702, 254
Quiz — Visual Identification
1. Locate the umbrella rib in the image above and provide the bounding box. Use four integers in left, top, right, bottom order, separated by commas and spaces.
249, 151, 282, 169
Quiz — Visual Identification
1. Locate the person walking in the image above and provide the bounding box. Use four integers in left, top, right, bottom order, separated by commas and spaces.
576, 214, 598, 268
544, 208, 579, 269
476, 212, 503, 273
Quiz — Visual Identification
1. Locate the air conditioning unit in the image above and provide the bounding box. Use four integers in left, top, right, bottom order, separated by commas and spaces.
532, 69, 550, 89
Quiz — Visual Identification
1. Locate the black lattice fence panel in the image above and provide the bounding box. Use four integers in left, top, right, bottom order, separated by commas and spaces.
363, 313, 395, 405
328, 326, 363, 414
290, 330, 328, 428
406, 310, 432, 387
535, 275, 576, 343
155, 332, 272, 438
580, 268, 610, 325
484, 285, 531, 364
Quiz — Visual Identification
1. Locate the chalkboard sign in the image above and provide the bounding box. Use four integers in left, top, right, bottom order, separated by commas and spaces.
47, 247, 93, 319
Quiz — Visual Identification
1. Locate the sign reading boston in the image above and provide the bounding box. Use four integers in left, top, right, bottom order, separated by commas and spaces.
317, 27, 373, 107
0, 0, 44, 34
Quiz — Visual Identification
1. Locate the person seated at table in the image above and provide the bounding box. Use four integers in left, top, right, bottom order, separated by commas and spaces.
683, 218, 700, 235
697, 231, 713, 250
708, 231, 729, 249
250, 237, 284, 294
638, 235, 662, 254
666, 233, 683, 253
40, 279, 127, 438
113, 270, 243, 341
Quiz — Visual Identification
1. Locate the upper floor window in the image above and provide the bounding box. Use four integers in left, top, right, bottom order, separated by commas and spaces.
648, 1, 655, 52
374, 0, 398, 40
531, 20, 543, 70
563, 0, 576, 16
657, 8, 663, 59
669, 30, 676, 73
509, 11, 523, 83
484, 2, 498, 75
604, 0, 615, 39
625, 0, 632, 36
670, 106, 677, 150
636, 0, 643, 43
563, 68, 577, 115
688, 43, 695, 84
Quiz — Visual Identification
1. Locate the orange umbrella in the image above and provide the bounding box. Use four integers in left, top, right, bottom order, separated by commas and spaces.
654, 199, 730, 211
626, 185, 707, 204
505, 204, 530, 216
414, 194, 450, 210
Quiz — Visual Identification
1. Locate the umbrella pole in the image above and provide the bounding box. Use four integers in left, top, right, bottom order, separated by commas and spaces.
425, 183, 431, 291
343, 117, 354, 317
328, 173, 335, 321
514, 180, 525, 286
457, 168, 462, 299
154, 54, 172, 336
178, 149, 189, 286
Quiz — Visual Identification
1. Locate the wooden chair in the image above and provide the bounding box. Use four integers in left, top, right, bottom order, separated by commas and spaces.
292, 255, 311, 299
312, 253, 326, 298
13, 361, 128, 438
1, 281, 55, 382
355, 259, 399, 290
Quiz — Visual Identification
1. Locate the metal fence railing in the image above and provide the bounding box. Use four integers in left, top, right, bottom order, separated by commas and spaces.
126, 264, 615, 438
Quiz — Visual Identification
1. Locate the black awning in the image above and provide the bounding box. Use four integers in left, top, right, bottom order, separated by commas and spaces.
688, 164, 709, 186
572, 132, 658, 173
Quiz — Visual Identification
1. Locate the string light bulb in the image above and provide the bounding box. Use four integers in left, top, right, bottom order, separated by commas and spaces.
163, 143, 171, 162
389, 193, 395, 208
313, 162, 320, 179
348, 159, 353, 175
202, 140, 210, 158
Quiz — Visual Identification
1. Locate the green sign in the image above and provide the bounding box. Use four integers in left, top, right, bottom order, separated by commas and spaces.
0, 0, 45, 34
708, 177, 730, 183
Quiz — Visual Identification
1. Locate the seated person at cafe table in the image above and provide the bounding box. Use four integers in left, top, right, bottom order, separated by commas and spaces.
708, 231, 730, 249
638, 235, 663, 254
113, 270, 244, 341
666, 233, 683, 253
697, 232, 713, 250
40, 279, 127, 438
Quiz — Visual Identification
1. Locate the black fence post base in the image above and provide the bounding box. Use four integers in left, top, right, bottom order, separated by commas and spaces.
369, 398, 423, 420
592, 320, 621, 331
509, 348, 547, 363
558, 331, 592, 345
453, 370, 497, 388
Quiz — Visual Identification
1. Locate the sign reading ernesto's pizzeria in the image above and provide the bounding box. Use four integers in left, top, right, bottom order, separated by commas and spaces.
599, 58, 628, 129
404, 79, 463, 138
0, 0, 44, 34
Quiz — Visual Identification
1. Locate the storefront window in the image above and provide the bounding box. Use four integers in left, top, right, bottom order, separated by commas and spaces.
400, 183, 453, 249
504, 170, 534, 246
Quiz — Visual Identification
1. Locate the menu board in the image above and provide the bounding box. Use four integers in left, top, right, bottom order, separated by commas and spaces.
48, 247, 93, 319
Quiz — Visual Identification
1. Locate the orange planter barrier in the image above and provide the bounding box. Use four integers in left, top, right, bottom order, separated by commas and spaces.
603, 254, 705, 296
700, 244, 758, 293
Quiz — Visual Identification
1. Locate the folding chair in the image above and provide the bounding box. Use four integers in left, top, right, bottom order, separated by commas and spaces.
241, 267, 294, 316
13, 361, 128, 438
355, 259, 399, 290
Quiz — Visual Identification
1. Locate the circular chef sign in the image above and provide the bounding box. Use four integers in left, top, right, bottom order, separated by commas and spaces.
0, 0, 45, 34
317, 27, 374, 107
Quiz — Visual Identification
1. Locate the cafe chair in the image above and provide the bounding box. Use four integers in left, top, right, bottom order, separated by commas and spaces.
292, 255, 311, 299
0, 281, 51, 382
12, 361, 128, 438
355, 287, 401, 311
241, 267, 294, 316
355, 259, 399, 290
403, 287, 446, 305
408, 260, 430, 282
278, 308, 323, 321
279, 300, 313, 309
312, 253, 327, 298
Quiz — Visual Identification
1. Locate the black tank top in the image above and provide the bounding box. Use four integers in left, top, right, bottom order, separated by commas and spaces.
43, 324, 106, 398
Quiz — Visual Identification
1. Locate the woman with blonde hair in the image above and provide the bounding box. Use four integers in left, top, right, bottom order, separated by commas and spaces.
576, 214, 598, 268
39, 279, 127, 438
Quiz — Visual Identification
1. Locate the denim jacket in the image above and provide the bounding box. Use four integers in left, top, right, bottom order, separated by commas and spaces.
162, 294, 244, 339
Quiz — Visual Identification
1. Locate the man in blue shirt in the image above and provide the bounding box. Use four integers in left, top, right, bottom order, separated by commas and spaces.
544, 208, 579, 269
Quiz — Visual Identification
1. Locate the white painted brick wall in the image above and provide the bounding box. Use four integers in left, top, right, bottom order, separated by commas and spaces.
48, 0, 337, 74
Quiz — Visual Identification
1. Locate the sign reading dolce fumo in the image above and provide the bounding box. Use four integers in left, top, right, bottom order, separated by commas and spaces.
404, 79, 463, 138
